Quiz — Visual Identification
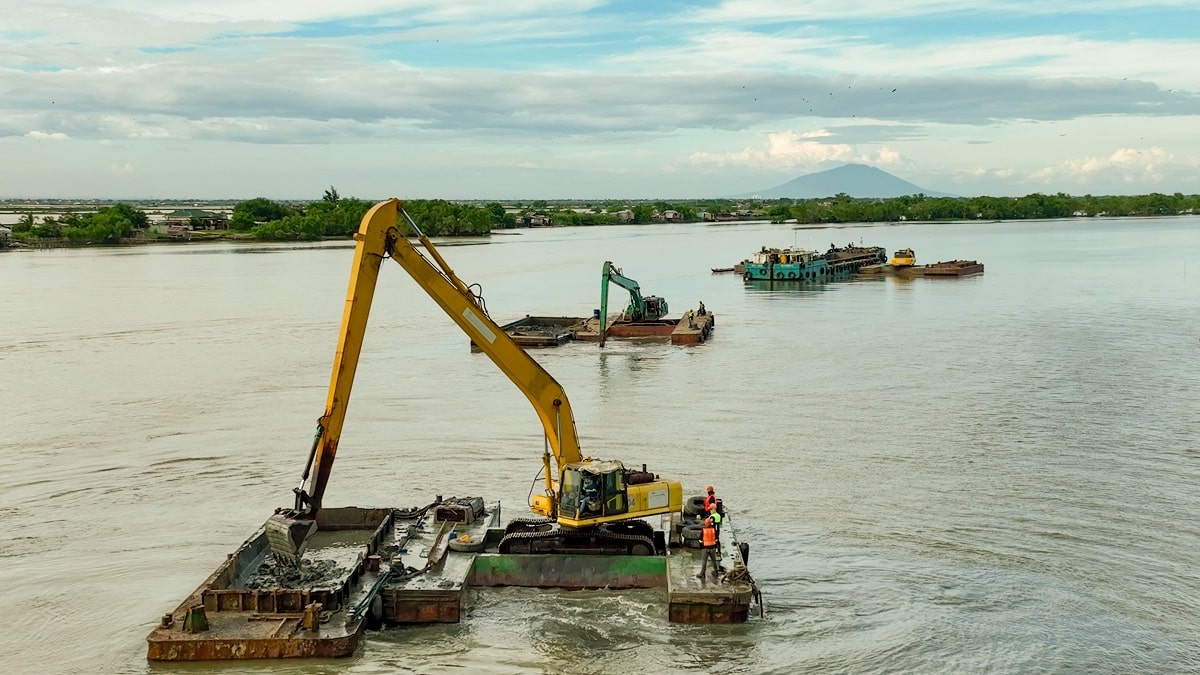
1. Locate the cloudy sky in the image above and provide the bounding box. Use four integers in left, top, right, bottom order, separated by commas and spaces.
4, 1, 1199, 200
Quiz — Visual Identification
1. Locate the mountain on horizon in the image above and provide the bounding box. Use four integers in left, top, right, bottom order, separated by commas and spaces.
748, 163, 949, 199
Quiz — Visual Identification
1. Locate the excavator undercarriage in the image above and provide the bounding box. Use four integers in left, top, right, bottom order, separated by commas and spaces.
497, 518, 660, 556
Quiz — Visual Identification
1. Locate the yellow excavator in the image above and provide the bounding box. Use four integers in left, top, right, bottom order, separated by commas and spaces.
891, 248, 916, 267
265, 200, 682, 565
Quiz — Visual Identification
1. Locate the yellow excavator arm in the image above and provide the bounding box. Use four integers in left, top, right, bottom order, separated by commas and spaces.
266, 199, 682, 564
267, 200, 582, 563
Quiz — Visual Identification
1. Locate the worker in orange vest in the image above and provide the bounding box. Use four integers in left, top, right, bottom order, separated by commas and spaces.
703, 486, 717, 515
697, 515, 721, 581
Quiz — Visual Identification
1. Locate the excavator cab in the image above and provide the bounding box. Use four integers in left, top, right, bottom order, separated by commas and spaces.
557, 461, 630, 521
639, 296, 669, 321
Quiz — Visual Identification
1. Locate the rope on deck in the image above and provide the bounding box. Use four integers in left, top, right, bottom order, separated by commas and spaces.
723, 562, 764, 618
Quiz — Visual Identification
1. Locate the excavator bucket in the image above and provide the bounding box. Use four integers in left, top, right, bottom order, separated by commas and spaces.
264, 512, 317, 566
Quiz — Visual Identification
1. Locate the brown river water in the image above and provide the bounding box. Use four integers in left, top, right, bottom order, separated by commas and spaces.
2, 216, 1199, 674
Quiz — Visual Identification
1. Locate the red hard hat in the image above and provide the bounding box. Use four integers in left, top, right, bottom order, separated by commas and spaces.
706, 486, 714, 493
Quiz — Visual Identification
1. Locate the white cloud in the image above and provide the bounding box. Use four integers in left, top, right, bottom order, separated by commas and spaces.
692, 0, 1199, 23
25, 130, 68, 141
100, 0, 599, 24
689, 130, 907, 171
608, 28, 1200, 91
4, 1, 1200, 197
690, 130, 852, 169
1031, 147, 1175, 184
875, 146, 903, 167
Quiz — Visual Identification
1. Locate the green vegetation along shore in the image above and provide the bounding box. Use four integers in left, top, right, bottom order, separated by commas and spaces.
3, 188, 1198, 248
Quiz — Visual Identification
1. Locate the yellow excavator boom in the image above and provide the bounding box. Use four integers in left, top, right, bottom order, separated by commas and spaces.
266, 199, 586, 563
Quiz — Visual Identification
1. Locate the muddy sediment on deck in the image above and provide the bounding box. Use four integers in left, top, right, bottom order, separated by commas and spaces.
244, 557, 349, 589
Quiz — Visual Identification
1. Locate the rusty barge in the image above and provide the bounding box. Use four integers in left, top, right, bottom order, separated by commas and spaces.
147, 496, 759, 661
574, 309, 715, 345
473, 309, 715, 350
857, 259, 985, 277
472, 260, 716, 349
149, 202, 751, 663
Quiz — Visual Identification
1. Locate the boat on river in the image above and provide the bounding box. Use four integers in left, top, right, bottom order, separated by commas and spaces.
741, 242, 887, 282
925, 259, 984, 276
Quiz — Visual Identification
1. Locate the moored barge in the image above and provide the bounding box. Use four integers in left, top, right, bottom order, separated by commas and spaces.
148, 495, 760, 661
924, 259, 984, 276
742, 242, 887, 282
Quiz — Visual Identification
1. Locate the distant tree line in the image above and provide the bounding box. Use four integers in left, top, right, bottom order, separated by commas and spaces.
510, 193, 1200, 227
9, 189, 502, 244
232, 189, 497, 240
8, 203, 148, 242
759, 191, 1200, 224
9, 190, 1200, 244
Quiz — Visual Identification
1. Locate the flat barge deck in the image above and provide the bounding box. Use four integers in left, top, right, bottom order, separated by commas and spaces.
148, 496, 758, 661
573, 310, 715, 345
488, 315, 588, 348
146, 506, 396, 660
475, 310, 715, 349
858, 259, 985, 277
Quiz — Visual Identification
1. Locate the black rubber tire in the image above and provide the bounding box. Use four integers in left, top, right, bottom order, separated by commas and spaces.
683, 496, 707, 517
365, 594, 384, 630
683, 537, 704, 549
681, 525, 704, 541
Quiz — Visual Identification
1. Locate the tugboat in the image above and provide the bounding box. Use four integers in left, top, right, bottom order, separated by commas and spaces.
741, 242, 888, 282
891, 248, 916, 267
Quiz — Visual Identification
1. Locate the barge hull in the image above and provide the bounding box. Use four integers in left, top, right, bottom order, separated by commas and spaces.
574, 310, 714, 345
858, 260, 984, 277
150, 498, 758, 661
925, 260, 984, 276
742, 244, 888, 282
146, 506, 396, 661
471, 316, 587, 350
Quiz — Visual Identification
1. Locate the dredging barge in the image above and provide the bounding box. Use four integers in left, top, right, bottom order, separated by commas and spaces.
857, 249, 985, 277
741, 242, 888, 281
149, 200, 756, 661
147, 497, 758, 660
475, 260, 714, 349
480, 309, 714, 350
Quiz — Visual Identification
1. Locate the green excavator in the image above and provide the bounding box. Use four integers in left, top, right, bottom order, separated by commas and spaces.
598, 261, 669, 347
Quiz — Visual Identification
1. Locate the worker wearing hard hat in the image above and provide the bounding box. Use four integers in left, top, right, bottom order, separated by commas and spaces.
698, 514, 722, 581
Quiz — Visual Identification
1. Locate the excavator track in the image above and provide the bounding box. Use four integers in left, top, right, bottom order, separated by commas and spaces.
503, 516, 554, 534
598, 519, 655, 539
498, 526, 656, 556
